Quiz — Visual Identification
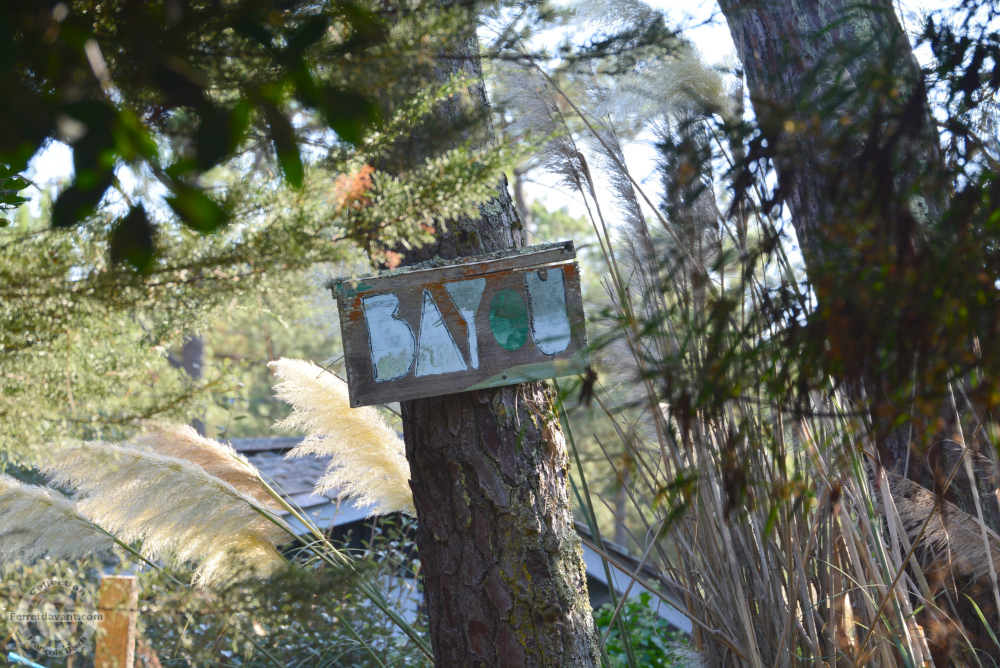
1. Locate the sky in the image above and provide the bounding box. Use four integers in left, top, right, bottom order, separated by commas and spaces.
512, 0, 956, 254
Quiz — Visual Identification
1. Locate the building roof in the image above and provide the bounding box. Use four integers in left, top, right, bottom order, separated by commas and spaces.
230, 436, 691, 634
232, 437, 377, 536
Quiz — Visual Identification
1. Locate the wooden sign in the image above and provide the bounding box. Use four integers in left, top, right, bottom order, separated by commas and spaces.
333, 242, 589, 407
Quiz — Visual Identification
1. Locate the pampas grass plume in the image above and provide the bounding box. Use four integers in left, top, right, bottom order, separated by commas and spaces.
134, 421, 280, 510
885, 472, 1000, 584
38, 443, 289, 585
0, 473, 114, 563
270, 358, 415, 516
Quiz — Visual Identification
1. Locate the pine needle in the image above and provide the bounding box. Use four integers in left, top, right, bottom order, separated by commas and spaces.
269, 358, 415, 516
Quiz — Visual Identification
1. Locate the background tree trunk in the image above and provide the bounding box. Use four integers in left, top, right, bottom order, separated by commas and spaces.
167, 332, 206, 435
513, 165, 535, 234
718, 0, 1000, 658
719, 0, 943, 274
376, 25, 601, 668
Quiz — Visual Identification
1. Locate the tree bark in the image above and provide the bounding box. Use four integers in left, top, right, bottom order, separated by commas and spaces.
719, 0, 943, 273
377, 23, 601, 668
167, 332, 206, 435
718, 0, 1000, 658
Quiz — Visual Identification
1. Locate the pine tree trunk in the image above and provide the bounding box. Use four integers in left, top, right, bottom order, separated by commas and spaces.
376, 25, 601, 668
718, 0, 1000, 658
403, 375, 599, 666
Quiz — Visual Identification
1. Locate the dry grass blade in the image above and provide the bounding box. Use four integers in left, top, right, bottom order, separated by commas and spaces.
884, 472, 1000, 584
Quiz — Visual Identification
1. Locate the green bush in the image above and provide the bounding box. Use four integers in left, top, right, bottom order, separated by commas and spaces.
593, 592, 688, 668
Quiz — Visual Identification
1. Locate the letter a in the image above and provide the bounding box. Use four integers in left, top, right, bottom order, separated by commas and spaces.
416, 290, 467, 376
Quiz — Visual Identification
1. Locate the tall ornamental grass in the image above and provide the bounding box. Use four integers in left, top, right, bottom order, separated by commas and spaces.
493, 7, 1000, 661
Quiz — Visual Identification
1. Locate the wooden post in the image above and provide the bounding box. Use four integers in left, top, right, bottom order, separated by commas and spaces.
94, 576, 138, 668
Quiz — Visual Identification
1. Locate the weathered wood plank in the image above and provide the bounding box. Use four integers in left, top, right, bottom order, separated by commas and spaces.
334, 243, 589, 407
333, 241, 575, 295
94, 576, 137, 668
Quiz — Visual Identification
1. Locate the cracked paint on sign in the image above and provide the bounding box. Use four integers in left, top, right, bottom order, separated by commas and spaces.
362, 293, 415, 382
416, 290, 468, 377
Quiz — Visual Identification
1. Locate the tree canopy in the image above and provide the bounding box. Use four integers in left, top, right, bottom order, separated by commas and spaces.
0, 0, 531, 461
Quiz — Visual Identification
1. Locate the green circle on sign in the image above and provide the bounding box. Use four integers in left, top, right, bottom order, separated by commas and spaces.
490, 289, 529, 351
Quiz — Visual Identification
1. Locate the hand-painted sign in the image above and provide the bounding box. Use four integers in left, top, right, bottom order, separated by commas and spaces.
333, 242, 589, 407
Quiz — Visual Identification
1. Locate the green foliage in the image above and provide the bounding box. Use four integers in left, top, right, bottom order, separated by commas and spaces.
132, 516, 427, 668
532, 200, 592, 241
0, 506, 428, 667
0, 2, 536, 463
197, 274, 342, 440
0, 165, 30, 228
0, 0, 389, 231
137, 565, 410, 668
593, 593, 686, 668
0, 171, 348, 463
0, 557, 418, 668
531, 200, 606, 299
1, 559, 104, 667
